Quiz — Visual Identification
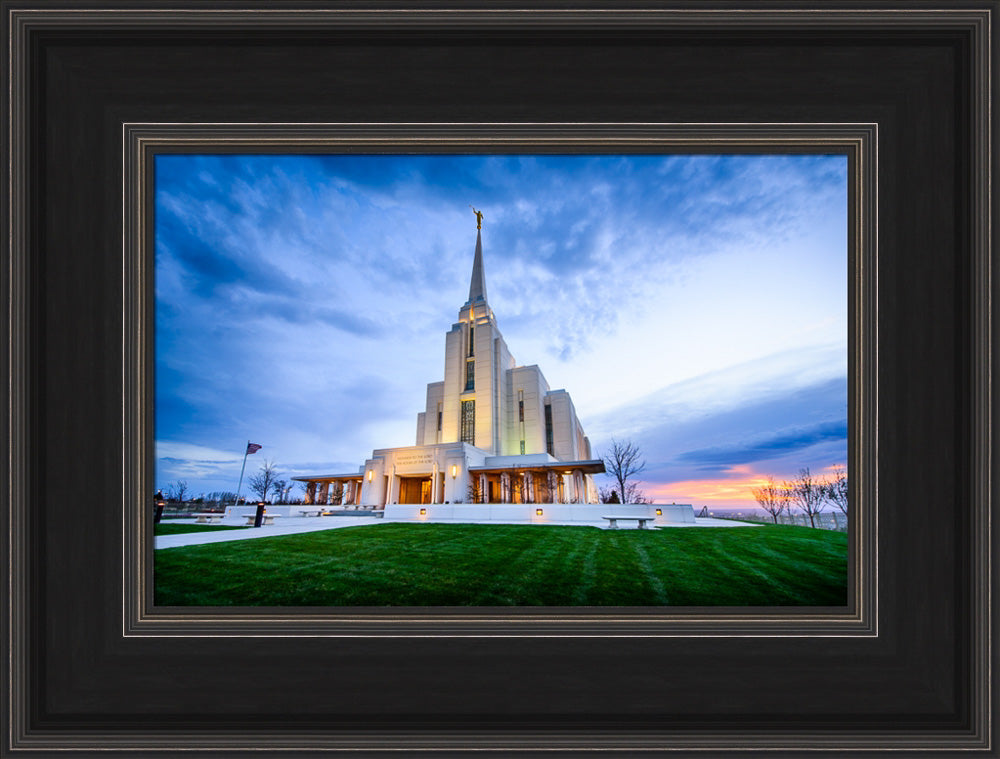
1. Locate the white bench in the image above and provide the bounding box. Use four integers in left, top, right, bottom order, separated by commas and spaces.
244, 514, 280, 526
297, 509, 322, 517
602, 515, 654, 530
194, 513, 224, 524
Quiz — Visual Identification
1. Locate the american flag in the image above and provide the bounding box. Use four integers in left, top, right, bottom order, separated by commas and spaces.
246, 442, 262, 454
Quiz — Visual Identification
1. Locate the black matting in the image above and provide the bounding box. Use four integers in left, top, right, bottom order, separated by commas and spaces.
3, 3, 995, 756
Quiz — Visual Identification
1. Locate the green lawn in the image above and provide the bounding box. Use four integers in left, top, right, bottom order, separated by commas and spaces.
154, 523, 249, 536
154, 523, 848, 607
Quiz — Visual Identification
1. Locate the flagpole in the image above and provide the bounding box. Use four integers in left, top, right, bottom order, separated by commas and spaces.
232, 440, 250, 514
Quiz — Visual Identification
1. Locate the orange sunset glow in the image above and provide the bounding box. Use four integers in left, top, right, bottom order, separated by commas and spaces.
647, 463, 847, 509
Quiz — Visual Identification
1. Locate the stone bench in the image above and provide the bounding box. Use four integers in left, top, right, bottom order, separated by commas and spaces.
602, 515, 654, 530
243, 514, 280, 526
194, 513, 224, 524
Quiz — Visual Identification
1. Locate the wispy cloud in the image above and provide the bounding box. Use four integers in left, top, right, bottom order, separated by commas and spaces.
675, 420, 847, 469
155, 154, 847, 504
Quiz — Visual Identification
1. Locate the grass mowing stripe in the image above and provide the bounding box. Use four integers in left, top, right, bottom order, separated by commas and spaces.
646, 527, 847, 606
570, 534, 601, 606
154, 523, 848, 606
630, 540, 670, 604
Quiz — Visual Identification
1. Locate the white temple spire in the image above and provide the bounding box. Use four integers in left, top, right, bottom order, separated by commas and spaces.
466, 228, 487, 305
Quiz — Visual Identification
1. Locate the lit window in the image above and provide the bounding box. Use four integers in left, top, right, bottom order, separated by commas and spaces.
518, 399, 524, 422
520, 440, 525, 455
465, 360, 475, 391
468, 324, 474, 356
461, 400, 475, 444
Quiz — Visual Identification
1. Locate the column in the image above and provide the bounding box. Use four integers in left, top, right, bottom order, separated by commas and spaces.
385, 465, 396, 505
478, 472, 487, 504
500, 472, 511, 503
523, 472, 532, 504
547, 471, 558, 504
573, 470, 583, 504
318, 482, 330, 505
304, 482, 317, 505
431, 463, 438, 504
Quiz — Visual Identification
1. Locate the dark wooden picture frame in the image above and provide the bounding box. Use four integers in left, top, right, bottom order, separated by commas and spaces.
3, 4, 994, 756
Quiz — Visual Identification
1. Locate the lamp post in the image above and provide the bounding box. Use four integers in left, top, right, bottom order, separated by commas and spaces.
154, 491, 165, 524
254, 501, 266, 528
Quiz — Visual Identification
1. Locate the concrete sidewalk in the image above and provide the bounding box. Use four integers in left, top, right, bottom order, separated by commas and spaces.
155, 514, 757, 550
154, 516, 382, 550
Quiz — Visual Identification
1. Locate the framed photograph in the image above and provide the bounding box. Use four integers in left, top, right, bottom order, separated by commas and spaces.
5, 3, 993, 756
145, 137, 862, 613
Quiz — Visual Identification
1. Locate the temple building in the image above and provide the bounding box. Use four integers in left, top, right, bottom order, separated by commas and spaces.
293, 214, 605, 509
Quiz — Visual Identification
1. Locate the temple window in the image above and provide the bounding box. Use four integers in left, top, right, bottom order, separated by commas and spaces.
544, 403, 554, 456
461, 400, 475, 444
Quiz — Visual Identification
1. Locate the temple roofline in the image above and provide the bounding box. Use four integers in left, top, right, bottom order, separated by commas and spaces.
291, 473, 364, 482
469, 459, 606, 475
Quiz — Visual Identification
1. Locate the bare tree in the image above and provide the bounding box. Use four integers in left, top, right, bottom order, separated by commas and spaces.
599, 485, 620, 504
511, 475, 533, 504
204, 490, 238, 506
166, 480, 188, 503
466, 477, 484, 504
324, 482, 339, 505
271, 479, 287, 504
821, 465, 849, 517
248, 460, 280, 503
623, 483, 653, 504
602, 439, 648, 505
535, 475, 555, 504
751, 475, 791, 524
789, 467, 826, 528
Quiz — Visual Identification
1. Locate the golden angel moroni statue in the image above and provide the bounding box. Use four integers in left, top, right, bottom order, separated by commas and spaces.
470, 205, 484, 230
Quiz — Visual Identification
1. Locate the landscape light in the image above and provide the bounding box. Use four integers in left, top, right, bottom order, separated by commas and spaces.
451, 465, 457, 478
367, 470, 373, 482
655, 508, 662, 516
419, 508, 427, 516
535, 509, 543, 516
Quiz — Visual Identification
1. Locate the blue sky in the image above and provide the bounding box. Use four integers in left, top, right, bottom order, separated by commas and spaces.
155, 153, 847, 507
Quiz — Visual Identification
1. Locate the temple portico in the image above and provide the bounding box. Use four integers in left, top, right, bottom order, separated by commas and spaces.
300, 475, 363, 506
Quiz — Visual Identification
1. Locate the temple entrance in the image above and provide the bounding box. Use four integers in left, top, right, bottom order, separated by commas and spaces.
398, 476, 432, 504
